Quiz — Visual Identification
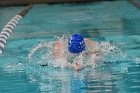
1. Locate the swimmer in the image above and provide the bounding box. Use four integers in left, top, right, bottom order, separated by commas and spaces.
52, 34, 99, 71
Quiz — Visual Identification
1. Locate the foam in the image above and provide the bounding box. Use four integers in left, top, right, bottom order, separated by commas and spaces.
27, 36, 126, 69
3, 63, 24, 73
134, 57, 140, 64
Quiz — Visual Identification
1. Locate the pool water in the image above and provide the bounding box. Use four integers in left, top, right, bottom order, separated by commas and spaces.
0, 1, 140, 93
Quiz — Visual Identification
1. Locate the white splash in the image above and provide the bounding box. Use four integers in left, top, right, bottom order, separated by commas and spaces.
134, 57, 140, 64
97, 41, 126, 62
3, 63, 24, 73
27, 36, 125, 69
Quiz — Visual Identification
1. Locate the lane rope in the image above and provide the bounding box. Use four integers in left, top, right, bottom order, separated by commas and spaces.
0, 5, 32, 55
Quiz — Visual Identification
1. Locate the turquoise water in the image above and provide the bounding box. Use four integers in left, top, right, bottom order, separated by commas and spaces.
0, 1, 140, 93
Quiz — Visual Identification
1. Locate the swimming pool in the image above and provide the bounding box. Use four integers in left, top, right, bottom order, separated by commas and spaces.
0, 1, 140, 93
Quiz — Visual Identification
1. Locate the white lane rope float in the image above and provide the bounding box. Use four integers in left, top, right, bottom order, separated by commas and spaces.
0, 5, 32, 55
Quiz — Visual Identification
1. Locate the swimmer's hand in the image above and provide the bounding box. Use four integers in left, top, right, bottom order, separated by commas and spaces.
63, 62, 81, 71
72, 62, 81, 71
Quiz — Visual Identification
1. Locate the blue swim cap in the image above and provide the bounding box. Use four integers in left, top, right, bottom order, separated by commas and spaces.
68, 34, 85, 54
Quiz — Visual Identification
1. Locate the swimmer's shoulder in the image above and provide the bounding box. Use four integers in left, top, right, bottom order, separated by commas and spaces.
84, 38, 96, 45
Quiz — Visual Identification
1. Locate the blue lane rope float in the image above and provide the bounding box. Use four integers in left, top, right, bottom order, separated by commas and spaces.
0, 5, 32, 55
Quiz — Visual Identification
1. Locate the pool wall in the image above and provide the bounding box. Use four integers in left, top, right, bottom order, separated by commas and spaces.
0, 0, 94, 6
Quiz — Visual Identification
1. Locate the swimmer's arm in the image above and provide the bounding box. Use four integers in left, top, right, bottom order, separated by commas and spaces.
84, 38, 100, 56
85, 50, 100, 56
63, 63, 73, 68
84, 38, 96, 45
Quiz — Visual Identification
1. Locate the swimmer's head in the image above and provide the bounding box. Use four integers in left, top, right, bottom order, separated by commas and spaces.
68, 34, 85, 54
